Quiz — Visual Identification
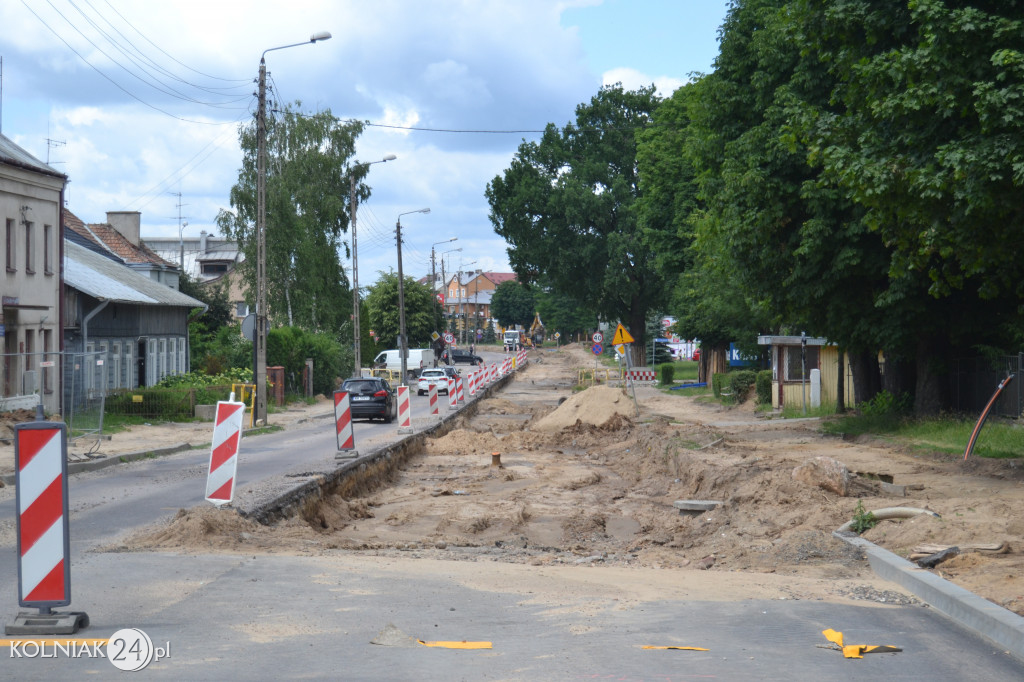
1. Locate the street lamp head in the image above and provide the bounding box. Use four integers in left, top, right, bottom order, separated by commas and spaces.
382, 154, 397, 162
310, 31, 332, 42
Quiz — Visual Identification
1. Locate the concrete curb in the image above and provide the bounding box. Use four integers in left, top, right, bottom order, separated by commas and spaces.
833, 530, 1024, 660
1, 442, 196, 486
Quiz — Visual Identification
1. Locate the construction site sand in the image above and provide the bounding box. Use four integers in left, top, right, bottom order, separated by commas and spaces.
112, 346, 1024, 616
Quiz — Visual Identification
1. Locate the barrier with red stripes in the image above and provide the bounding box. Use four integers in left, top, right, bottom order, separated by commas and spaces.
456, 375, 465, 402
397, 385, 412, 433
206, 399, 245, 504
14, 421, 71, 607
448, 378, 458, 409
627, 369, 658, 382
490, 363, 497, 382
468, 371, 477, 396
428, 382, 439, 416
334, 390, 355, 452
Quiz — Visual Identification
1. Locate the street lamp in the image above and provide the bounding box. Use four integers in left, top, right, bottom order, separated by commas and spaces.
255, 31, 331, 425
395, 208, 430, 383
431, 237, 457, 319
439, 247, 461, 333
456, 260, 477, 345
350, 154, 397, 378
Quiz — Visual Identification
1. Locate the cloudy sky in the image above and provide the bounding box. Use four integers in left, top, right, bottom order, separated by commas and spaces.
1, 0, 728, 286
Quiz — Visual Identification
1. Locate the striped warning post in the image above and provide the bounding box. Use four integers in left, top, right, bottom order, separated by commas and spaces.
448, 378, 458, 409
334, 390, 355, 452
14, 421, 71, 607
490, 363, 497, 382
428, 382, 439, 416
627, 369, 658, 382
397, 385, 412, 433
456, 374, 465, 402
206, 400, 245, 505
468, 371, 477, 396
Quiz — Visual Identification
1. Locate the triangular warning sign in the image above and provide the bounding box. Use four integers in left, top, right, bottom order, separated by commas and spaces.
612, 323, 634, 345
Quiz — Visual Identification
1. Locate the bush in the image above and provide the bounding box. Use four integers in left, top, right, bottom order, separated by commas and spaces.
659, 363, 675, 385
756, 370, 772, 405
711, 372, 726, 398
859, 390, 912, 417
729, 370, 758, 403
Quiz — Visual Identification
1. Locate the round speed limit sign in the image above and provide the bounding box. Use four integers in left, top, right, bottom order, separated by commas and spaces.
592, 332, 603, 344
443, 332, 455, 344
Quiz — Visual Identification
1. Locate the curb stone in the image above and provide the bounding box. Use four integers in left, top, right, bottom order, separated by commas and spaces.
833, 530, 1024, 661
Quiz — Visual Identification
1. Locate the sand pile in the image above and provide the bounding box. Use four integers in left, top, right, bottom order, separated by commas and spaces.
532, 385, 634, 432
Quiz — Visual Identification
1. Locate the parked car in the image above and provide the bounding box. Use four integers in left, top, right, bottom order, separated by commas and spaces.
341, 377, 396, 422
443, 348, 483, 366
417, 368, 451, 395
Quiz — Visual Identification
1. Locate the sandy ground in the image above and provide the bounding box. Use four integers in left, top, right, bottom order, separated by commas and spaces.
10, 345, 1024, 615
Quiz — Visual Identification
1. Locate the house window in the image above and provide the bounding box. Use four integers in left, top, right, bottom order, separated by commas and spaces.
179, 338, 186, 375
169, 338, 177, 374
6, 219, 15, 271
784, 346, 819, 382
24, 222, 35, 274
235, 301, 249, 317
43, 224, 53, 274
201, 262, 228, 275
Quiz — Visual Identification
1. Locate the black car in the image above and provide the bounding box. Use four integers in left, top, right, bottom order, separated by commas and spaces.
443, 348, 483, 365
341, 377, 396, 422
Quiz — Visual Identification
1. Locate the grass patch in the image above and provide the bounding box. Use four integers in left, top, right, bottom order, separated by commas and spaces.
780, 402, 838, 419
673, 361, 699, 382
824, 414, 1024, 460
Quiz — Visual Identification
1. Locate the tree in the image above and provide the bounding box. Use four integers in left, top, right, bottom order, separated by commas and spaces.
534, 286, 598, 339
365, 272, 442, 350
179, 274, 245, 373
487, 85, 666, 364
216, 102, 365, 333
489, 280, 535, 329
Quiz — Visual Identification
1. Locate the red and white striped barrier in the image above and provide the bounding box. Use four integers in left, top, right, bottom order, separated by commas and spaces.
15, 421, 70, 606
428, 382, 439, 416
490, 363, 497, 382
468, 371, 477, 396
448, 377, 458, 409
397, 385, 412, 433
456, 374, 465, 402
206, 399, 245, 504
518, 350, 527, 366
334, 390, 355, 454
502, 358, 511, 375
627, 369, 658, 382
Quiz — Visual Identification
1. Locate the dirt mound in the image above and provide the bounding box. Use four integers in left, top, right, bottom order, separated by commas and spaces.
533, 385, 634, 432
0, 409, 46, 440
127, 506, 262, 550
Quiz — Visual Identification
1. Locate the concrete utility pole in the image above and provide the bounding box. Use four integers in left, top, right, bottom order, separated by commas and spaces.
395, 209, 430, 382
431, 237, 457, 322
349, 155, 396, 378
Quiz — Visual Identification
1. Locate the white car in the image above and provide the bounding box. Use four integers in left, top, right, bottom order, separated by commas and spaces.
417, 368, 451, 395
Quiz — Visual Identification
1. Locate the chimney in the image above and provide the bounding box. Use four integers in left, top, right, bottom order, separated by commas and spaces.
106, 211, 141, 246
200, 230, 208, 255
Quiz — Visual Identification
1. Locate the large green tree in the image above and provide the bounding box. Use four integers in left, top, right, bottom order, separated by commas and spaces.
365, 272, 442, 350
489, 280, 535, 329
487, 85, 666, 364
216, 103, 365, 333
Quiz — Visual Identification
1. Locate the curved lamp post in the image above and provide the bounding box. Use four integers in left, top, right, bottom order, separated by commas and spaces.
350, 154, 397, 377
255, 31, 331, 425
395, 208, 430, 383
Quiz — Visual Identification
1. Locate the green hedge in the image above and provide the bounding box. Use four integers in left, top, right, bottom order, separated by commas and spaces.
105, 385, 237, 419
659, 363, 675, 385
756, 370, 772, 405
712, 373, 726, 398
729, 370, 757, 402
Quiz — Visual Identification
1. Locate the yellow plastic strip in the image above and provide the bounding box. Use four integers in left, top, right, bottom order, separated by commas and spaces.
822, 628, 844, 647
0, 639, 108, 646
417, 640, 492, 649
641, 646, 709, 651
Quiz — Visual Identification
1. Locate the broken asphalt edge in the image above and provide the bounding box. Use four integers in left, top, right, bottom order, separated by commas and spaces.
833, 530, 1024, 661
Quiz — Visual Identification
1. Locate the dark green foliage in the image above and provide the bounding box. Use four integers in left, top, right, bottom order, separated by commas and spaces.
490, 281, 535, 328
729, 370, 758, 403
659, 363, 675, 386
756, 370, 772, 405
266, 326, 342, 396
482, 324, 497, 344
365, 272, 443, 351
711, 372, 726, 398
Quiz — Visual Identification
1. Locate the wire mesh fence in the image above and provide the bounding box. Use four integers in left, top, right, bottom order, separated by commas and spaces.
951, 355, 1022, 419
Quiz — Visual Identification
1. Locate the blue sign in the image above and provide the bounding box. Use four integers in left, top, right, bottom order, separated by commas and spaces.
728, 343, 757, 367
592, 343, 603, 356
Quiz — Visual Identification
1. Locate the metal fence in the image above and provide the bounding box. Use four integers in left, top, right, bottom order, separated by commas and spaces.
951, 355, 1022, 419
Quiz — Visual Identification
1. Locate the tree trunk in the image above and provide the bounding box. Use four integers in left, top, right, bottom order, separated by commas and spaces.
849, 350, 881, 406
914, 336, 948, 417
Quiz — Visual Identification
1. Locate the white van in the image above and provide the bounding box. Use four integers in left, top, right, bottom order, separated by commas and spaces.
373, 348, 431, 379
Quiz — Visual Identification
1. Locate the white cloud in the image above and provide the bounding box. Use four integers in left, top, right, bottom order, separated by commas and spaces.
602, 67, 687, 98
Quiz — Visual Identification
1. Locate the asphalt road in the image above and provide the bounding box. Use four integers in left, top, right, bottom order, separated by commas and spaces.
0, 348, 1021, 679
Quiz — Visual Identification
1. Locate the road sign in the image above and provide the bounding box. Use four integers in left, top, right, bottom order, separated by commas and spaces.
443, 332, 455, 344
554, 332, 561, 340
592, 332, 603, 344
612, 324, 634, 346
592, 343, 603, 356
431, 331, 440, 341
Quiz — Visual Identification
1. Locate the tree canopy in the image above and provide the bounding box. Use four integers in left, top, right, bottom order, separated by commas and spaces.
216, 103, 365, 333
365, 272, 442, 350
489, 280, 535, 329
487, 85, 666, 363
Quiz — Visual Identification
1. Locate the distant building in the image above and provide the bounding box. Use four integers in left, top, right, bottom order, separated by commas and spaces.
443, 271, 515, 340
146, 232, 249, 320
0, 133, 66, 413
